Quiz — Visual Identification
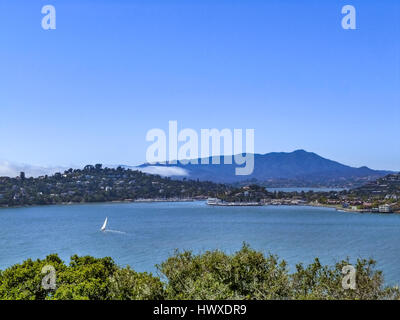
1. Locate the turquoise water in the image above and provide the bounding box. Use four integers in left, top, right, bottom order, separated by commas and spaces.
1, 201, 400, 285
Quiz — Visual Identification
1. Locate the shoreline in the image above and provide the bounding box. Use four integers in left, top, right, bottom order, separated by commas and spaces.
208, 201, 399, 214
0, 198, 202, 210
1, 198, 398, 214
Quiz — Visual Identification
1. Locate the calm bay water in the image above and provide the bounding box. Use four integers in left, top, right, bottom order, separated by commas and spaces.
1, 201, 400, 285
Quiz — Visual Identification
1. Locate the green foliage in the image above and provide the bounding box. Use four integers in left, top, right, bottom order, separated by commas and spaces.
108, 267, 165, 300
157, 244, 291, 299
158, 244, 398, 300
0, 254, 65, 300
52, 255, 117, 300
0, 254, 163, 300
0, 246, 398, 300
157, 249, 237, 299
292, 258, 399, 300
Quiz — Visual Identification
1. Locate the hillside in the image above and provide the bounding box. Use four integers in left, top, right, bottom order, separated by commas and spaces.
0, 165, 231, 207
352, 173, 400, 196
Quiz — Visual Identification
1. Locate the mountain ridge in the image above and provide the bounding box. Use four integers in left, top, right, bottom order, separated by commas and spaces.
139, 150, 394, 188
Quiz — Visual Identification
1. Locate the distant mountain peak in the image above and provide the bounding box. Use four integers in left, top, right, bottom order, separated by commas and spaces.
138, 150, 393, 188
293, 149, 308, 153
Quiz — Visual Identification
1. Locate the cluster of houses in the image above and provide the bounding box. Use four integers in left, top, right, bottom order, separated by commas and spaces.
265, 199, 307, 206
342, 203, 394, 213
325, 199, 395, 213
207, 196, 396, 213
208, 189, 398, 213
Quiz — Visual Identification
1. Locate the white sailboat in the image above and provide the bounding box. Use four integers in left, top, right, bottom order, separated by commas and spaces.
100, 217, 108, 231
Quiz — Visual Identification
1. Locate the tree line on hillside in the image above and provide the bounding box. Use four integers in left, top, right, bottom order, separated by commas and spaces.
0, 165, 231, 207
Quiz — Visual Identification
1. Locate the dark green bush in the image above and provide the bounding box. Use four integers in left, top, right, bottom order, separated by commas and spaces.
0, 245, 398, 300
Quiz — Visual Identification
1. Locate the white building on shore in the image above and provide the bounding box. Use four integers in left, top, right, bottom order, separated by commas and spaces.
207, 198, 221, 205
379, 204, 393, 213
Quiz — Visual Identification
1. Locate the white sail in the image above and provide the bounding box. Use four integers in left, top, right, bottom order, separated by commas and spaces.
100, 217, 108, 231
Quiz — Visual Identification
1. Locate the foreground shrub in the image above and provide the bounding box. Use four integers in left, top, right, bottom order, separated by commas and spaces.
108, 267, 165, 300
292, 258, 399, 300
52, 255, 117, 300
158, 244, 291, 299
0, 254, 65, 300
158, 244, 399, 300
0, 245, 398, 300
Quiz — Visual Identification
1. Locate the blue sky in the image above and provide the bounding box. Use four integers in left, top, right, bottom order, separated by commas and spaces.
0, 0, 399, 171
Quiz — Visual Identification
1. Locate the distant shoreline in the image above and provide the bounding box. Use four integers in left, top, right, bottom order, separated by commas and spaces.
0, 198, 202, 210
1, 198, 398, 214
207, 201, 399, 214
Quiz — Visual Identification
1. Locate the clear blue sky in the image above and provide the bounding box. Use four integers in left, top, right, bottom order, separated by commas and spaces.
0, 0, 399, 170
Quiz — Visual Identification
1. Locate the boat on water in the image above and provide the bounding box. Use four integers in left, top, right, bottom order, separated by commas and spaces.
100, 217, 108, 231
